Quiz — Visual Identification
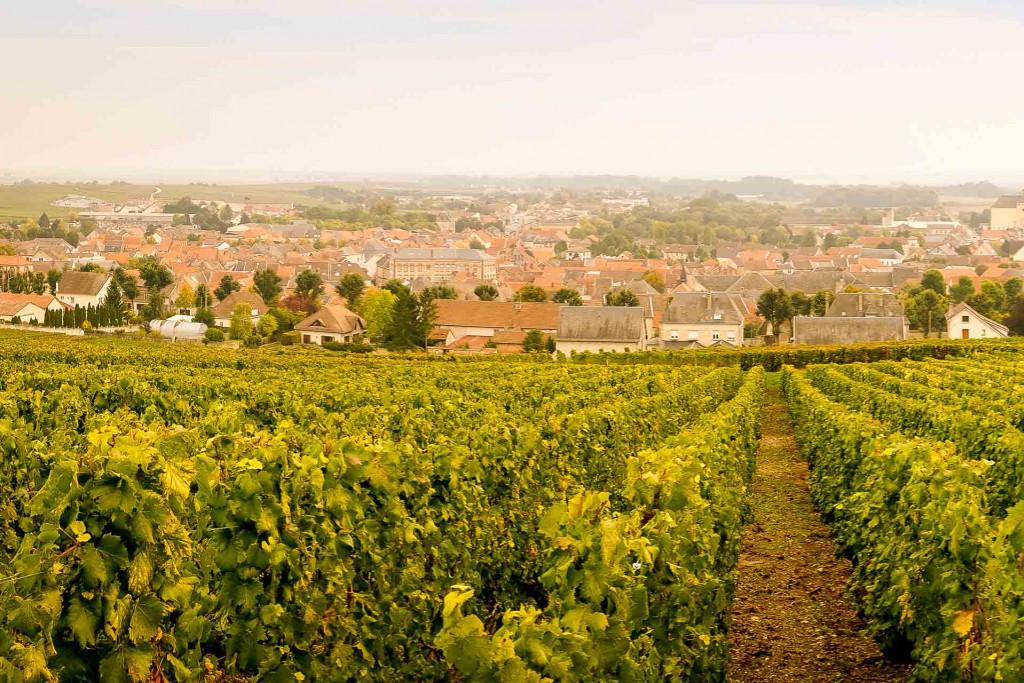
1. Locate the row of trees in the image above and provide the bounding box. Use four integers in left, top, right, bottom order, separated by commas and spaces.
755, 288, 841, 336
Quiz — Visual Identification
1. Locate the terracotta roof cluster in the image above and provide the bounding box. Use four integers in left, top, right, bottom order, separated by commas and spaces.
434, 300, 559, 330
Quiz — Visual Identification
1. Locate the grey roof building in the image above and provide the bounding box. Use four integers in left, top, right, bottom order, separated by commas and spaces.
556, 306, 648, 353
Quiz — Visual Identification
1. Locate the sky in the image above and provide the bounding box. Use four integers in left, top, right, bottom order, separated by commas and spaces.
3, 0, 1024, 183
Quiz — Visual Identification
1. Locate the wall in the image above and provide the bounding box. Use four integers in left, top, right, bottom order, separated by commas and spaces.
557, 340, 644, 355
660, 321, 743, 347
791, 316, 907, 345
299, 330, 359, 345
946, 312, 1007, 339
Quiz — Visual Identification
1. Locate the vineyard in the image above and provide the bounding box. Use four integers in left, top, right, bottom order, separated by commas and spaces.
0, 335, 765, 681
5, 333, 1024, 681
784, 352, 1024, 680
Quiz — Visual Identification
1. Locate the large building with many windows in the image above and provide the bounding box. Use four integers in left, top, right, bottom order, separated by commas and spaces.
387, 248, 496, 282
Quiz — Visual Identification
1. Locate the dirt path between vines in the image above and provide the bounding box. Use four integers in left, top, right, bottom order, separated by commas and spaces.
727, 384, 909, 682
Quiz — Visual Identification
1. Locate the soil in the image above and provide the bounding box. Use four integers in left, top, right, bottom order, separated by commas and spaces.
727, 385, 910, 682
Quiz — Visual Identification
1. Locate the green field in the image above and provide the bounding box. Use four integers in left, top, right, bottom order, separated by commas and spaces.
0, 182, 340, 221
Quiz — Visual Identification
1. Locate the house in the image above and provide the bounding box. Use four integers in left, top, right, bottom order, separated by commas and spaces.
388, 248, 497, 282
55, 271, 112, 309
826, 292, 904, 318
791, 316, 908, 345
556, 306, 648, 354
660, 292, 744, 348
946, 301, 1008, 340
0, 293, 67, 324
490, 327, 537, 353
433, 300, 559, 342
210, 291, 270, 328
294, 303, 366, 345
990, 192, 1024, 231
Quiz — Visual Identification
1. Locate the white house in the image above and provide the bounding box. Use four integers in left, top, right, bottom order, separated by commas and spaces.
56, 271, 112, 309
660, 292, 744, 348
0, 293, 67, 324
555, 306, 648, 354
210, 291, 270, 328
295, 303, 366, 345
946, 301, 1008, 340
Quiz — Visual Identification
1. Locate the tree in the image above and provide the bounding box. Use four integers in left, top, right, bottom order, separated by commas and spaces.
38, 213, 50, 229
175, 284, 195, 312
229, 303, 254, 340
1006, 298, 1024, 336
103, 279, 127, 325
420, 285, 458, 301
386, 287, 428, 350
756, 287, 792, 339
474, 284, 499, 301
214, 275, 241, 302
114, 269, 139, 314
545, 335, 556, 353
606, 289, 640, 307
904, 289, 948, 338
256, 314, 278, 337
641, 269, 666, 293
522, 329, 544, 352
77, 263, 104, 273
334, 273, 365, 308
810, 290, 834, 316
193, 307, 215, 327
967, 281, 1006, 318
46, 270, 61, 296
950, 276, 975, 304
138, 261, 173, 319
30, 272, 46, 295
921, 270, 947, 296
552, 288, 583, 306
282, 293, 317, 314
822, 233, 838, 250
513, 285, 548, 303
294, 269, 325, 303
1005, 277, 1023, 303
139, 261, 173, 293
357, 289, 397, 339
195, 283, 211, 308
789, 291, 812, 318
253, 269, 283, 305
469, 239, 485, 250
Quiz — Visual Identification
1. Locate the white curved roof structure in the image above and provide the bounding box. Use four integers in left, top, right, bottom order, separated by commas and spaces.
150, 315, 208, 339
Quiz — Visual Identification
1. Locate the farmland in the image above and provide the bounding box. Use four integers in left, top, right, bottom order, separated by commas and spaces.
0, 335, 764, 681
0, 182, 337, 221
4, 333, 1024, 681
784, 353, 1024, 680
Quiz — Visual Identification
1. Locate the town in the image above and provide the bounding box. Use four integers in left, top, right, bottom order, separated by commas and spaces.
0, 177, 1017, 353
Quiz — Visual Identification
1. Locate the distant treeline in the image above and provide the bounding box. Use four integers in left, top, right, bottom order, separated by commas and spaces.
419, 175, 1006, 207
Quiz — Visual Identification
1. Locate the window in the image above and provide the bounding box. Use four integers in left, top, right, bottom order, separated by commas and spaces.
962, 315, 970, 323
982, 329, 987, 337
669, 330, 679, 340
712, 331, 720, 341
727, 331, 736, 341
688, 330, 698, 340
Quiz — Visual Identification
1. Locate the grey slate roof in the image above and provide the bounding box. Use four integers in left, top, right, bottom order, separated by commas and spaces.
394, 248, 494, 261
557, 306, 646, 342
57, 271, 109, 296
992, 196, 1024, 209
663, 292, 744, 325
826, 292, 904, 317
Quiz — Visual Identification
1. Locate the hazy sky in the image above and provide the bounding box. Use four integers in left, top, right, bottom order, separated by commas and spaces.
4, 1, 1024, 182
